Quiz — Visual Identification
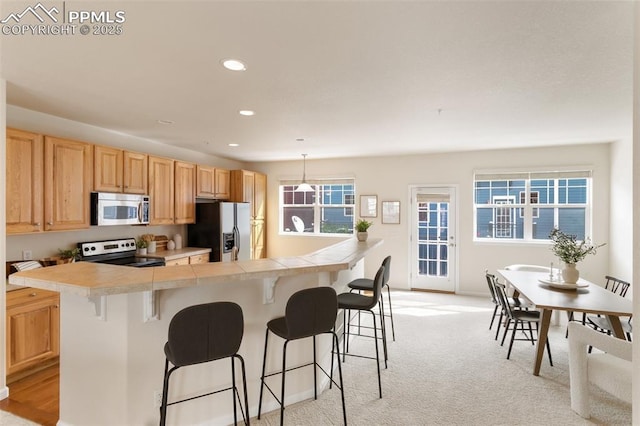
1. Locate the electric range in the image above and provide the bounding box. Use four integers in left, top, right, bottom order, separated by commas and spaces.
77, 238, 165, 267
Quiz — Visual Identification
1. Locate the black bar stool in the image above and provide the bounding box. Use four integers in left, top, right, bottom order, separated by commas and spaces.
348, 255, 394, 348
335, 264, 386, 398
257, 286, 346, 426
160, 302, 249, 426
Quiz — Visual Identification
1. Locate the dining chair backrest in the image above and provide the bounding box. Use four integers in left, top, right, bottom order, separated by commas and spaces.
493, 282, 515, 320
604, 276, 631, 298
485, 271, 498, 304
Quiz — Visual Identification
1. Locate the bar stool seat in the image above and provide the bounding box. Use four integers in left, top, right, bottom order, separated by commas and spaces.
160, 302, 249, 426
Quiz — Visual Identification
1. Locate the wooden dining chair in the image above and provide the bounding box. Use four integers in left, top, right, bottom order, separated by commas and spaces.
493, 282, 553, 365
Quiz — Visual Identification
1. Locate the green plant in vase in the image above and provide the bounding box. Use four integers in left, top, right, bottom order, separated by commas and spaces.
355, 219, 373, 242
548, 228, 605, 283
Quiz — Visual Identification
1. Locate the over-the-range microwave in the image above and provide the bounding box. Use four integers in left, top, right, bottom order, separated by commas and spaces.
91, 192, 150, 226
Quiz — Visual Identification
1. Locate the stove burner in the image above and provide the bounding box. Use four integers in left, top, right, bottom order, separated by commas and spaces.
78, 238, 165, 267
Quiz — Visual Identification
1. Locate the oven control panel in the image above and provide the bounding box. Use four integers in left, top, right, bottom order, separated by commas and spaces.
78, 238, 137, 258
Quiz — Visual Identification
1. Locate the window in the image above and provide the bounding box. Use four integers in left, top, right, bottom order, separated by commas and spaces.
280, 180, 355, 235
474, 170, 592, 242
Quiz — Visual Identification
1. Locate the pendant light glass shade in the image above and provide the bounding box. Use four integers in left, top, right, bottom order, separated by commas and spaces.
295, 154, 313, 192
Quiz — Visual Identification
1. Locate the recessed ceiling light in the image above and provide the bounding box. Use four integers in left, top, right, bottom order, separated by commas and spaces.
239, 110, 255, 116
296, 138, 305, 142
222, 59, 246, 71
228, 143, 240, 147
157, 119, 174, 125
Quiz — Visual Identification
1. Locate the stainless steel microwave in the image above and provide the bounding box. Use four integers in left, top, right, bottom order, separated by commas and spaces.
91, 192, 150, 226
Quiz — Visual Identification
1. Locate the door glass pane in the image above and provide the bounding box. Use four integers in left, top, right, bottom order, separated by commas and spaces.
417, 201, 449, 277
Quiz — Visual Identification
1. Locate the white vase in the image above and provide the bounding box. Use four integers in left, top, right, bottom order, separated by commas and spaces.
147, 241, 157, 253
174, 234, 183, 250
562, 263, 580, 284
357, 231, 368, 242
137, 248, 147, 255
167, 240, 176, 250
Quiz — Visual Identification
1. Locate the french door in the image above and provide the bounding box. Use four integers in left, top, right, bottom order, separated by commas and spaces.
410, 186, 457, 292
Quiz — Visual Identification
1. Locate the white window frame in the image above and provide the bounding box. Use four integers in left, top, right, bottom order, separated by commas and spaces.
279, 179, 355, 236
473, 169, 593, 243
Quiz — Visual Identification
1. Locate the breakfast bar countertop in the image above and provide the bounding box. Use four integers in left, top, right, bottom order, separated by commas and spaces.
8, 238, 383, 297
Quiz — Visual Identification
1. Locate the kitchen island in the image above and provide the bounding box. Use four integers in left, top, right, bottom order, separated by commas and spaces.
8, 238, 382, 426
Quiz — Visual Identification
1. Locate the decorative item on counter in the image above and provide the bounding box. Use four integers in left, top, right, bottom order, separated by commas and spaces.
355, 218, 373, 242
549, 228, 605, 284
167, 240, 176, 250
56, 247, 80, 264
136, 235, 150, 255
154, 235, 169, 251
174, 233, 182, 250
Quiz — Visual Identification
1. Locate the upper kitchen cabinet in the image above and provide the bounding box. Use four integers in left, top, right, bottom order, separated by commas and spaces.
94, 146, 148, 194
44, 136, 93, 231
94, 145, 122, 192
231, 170, 267, 259
174, 161, 196, 224
148, 156, 175, 225
6, 128, 44, 234
196, 165, 230, 200
123, 151, 149, 194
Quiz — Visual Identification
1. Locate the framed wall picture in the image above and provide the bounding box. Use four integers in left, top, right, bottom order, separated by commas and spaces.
360, 195, 377, 217
381, 201, 400, 224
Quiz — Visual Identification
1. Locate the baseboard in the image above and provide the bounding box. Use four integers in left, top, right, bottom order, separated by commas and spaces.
0, 386, 8, 400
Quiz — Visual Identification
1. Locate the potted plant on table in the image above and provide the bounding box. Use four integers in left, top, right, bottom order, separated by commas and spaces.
549, 228, 605, 283
355, 219, 373, 242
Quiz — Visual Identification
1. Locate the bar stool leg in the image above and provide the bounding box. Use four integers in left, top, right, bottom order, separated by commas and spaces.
257, 329, 270, 419
385, 285, 396, 341
312, 336, 318, 399
370, 309, 382, 398
231, 357, 238, 425
280, 341, 289, 426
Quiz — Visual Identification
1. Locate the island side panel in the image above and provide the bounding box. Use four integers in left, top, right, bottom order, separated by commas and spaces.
58, 262, 363, 425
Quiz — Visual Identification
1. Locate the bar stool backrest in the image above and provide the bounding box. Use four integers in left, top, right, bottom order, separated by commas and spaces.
381, 256, 391, 286
167, 302, 244, 367
285, 287, 338, 340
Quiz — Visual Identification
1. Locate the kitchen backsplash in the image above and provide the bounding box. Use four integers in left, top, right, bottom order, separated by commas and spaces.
6, 224, 187, 262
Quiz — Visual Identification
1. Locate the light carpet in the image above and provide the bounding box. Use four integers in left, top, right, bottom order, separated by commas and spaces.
253, 291, 631, 426
0, 410, 39, 426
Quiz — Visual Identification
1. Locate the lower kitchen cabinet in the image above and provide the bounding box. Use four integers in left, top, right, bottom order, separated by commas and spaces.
165, 254, 209, 266
6, 287, 60, 376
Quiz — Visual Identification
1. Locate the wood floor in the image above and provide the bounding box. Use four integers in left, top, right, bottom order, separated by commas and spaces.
0, 363, 59, 426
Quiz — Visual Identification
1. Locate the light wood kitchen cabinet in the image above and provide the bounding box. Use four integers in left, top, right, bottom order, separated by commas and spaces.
231, 170, 267, 259
174, 161, 196, 224
148, 156, 175, 225
95, 146, 148, 194
44, 136, 93, 231
123, 151, 148, 194
196, 165, 230, 200
6, 288, 60, 376
6, 128, 44, 234
164, 254, 209, 266
94, 145, 123, 192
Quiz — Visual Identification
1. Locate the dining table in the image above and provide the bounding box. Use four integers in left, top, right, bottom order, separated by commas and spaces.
497, 269, 633, 376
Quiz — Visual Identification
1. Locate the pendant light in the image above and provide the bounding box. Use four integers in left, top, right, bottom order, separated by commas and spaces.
295, 154, 313, 192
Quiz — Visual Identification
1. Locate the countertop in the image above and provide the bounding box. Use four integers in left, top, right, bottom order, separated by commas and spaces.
8, 238, 383, 297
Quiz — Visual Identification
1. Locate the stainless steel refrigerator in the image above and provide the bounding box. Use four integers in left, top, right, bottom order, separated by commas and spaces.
188, 201, 251, 262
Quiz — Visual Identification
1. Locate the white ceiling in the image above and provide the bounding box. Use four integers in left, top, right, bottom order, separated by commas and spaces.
0, 1, 634, 162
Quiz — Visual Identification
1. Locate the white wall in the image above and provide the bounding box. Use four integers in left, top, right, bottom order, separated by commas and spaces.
256, 143, 615, 295
609, 138, 634, 286
631, 3, 639, 424
0, 78, 8, 399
